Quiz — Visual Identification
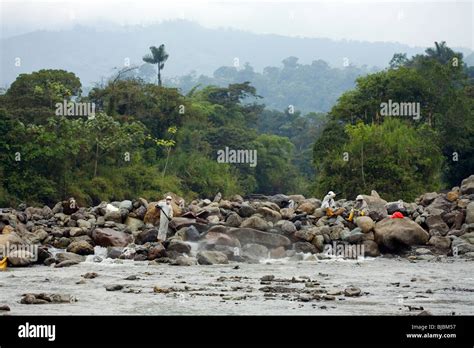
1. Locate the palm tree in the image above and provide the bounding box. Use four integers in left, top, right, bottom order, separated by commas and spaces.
142, 44, 169, 86
425, 41, 456, 65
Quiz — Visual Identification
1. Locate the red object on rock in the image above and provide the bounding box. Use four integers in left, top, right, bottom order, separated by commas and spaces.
391, 212, 404, 219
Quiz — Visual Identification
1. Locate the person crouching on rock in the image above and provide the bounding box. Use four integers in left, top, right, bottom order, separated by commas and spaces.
156, 195, 173, 243
322, 191, 344, 217
348, 195, 368, 222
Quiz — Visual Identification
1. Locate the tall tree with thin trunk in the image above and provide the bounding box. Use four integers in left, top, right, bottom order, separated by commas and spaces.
142, 45, 169, 86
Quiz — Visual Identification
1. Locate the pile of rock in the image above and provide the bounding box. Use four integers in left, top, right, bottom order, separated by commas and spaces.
1, 176, 473, 267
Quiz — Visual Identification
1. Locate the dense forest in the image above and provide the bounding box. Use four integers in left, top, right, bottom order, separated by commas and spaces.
165, 58, 376, 113
0, 42, 472, 206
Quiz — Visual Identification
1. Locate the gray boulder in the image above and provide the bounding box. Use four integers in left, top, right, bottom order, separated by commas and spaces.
240, 215, 269, 231
355, 216, 375, 233
227, 228, 291, 248
166, 240, 191, 254
55, 252, 85, 263
466, 202, 474, 224
374, 217, 429, 251
66, 240, 94, 255
92, 228, 132, 247
197, 250, 229, 265
225, 213, 242, 227
425, 215, 449, 235
293, 241, 317, 254
460, 175, 474, 194
242, 243, 268, 261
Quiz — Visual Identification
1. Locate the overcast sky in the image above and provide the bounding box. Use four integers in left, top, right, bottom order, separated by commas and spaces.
0, 0, 472, 49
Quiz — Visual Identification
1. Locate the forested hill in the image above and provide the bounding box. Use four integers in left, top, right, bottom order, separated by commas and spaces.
0, 42, 472, 207
166, 59, 375, 113
0, 20, 436, 87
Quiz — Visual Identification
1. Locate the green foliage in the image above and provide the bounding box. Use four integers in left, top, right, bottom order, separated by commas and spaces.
325, 42, 474, 189
1, 68, 314, 205
2, 69, 81, 124
315, 119, 443, 201
2, 42, 470, 206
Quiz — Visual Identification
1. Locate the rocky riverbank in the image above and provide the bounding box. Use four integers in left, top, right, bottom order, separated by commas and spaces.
1, 176, 474, 268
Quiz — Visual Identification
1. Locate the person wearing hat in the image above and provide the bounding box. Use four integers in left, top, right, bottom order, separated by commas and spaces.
321, 191, 344, 217
348, 195, 368, 222
156, 195, 174, 243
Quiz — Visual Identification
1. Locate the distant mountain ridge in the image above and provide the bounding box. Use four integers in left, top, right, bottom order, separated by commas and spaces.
1, 20, 471, 88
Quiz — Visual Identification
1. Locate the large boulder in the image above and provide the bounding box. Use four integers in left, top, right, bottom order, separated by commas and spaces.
166, 240, 191, 254
374, 217, 429, 251
147, 243, 167, 260
311, 235, 325, 252
170, 256, 197, 266
275, 220, 296, 234
242, 243, 268, 261
55, 252, 85, 263
170, 218, 207, 232
361, 194, 388, 221
104, 210, 123, 223
257, 207, 282, 223
1, 225, 14, 235
362, 240, 380, 257
297, 201, 317, 214
197, 250, 229, 265
355, 216, 375, 233
425, 215, 449, 235
0, 232, 24, 249
8, 250, 34, 267
268, 194, 290, 208
240, 215, 269, 231
182, 226, 201, 241
119, 200, 133, 211
92, 228, 133, 247
225, 213, 242, 227
461, 232, 474, 244
446, 190, 460, 202
66, 240, 94, 255
203, 232, 241, 248
270, 246, 287, 258
385, 201, 407, 215
426, 196, 453, 214
238, 204, 256, 218
342, 228, 365, 244
466, 202, 474, 224
294, 228, 315, 242
293, 241, 317, 254
124, 216, 144, 232
421, 192, 438, 206
460, 175, 474, 194
451, 236, 474, 255
135, 228, 158, 245
280, 208, 295, 220
227, 228, 291, 248
428, 236, 451, 250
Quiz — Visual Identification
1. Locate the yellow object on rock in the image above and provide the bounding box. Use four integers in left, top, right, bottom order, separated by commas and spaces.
0, 257, 7, 270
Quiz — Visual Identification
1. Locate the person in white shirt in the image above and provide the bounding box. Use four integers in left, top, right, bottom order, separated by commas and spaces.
321, 191, 344, 217
156, 196, 173, 242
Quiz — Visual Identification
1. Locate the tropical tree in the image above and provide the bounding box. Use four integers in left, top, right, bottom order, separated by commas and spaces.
142, 44, 169, 86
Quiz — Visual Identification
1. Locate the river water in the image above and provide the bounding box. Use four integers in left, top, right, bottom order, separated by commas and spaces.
1, 254, 473, 315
